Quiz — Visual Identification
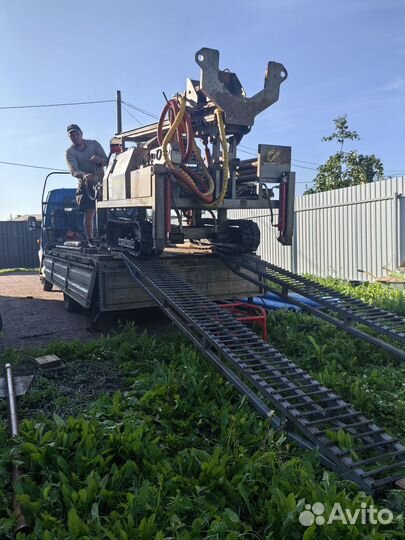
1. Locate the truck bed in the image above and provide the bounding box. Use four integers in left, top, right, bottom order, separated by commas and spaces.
43, 247, 260, 312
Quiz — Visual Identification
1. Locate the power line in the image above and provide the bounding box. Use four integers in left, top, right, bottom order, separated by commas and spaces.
237, 148, 259, 157
239, 144, 405, 173
292, 164, 317, 171
291, 158, 320, 166
295, 180, 315, 184
239, 143, 318, 164
0, 160, 67, 172
237, 150, 313, 183
0, 158, 314, 183
0, 99, 114, 110
3, 157, 400, 185
122, 104, 142, 125
238, 148, 317, 171
2, 98, 401, 176
1, 96, 399, 182
239, 144, 320, 167
122, 100, 159, 120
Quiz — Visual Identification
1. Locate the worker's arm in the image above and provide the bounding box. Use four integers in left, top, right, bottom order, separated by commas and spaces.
91, 141, 108, 167
65, 148, 85, 179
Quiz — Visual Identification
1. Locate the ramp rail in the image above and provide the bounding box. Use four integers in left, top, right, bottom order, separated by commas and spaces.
220, 254, 405, 361
122, 252, 405, 494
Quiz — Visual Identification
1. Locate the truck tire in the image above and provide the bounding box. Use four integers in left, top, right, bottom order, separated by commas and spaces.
42, 278, 53, 292
63, 293, 81, 313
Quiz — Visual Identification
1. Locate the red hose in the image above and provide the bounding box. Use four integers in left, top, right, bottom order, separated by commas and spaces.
157, 99, 193, 161
169, 169, 213, 203
179, 164, 209, 192
157, 98, 213, 204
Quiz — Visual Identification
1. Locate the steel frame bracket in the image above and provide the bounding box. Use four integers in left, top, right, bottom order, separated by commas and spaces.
195, 47, 287, 126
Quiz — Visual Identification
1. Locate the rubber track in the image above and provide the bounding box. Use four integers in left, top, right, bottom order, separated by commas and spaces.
122, 253, 405, 494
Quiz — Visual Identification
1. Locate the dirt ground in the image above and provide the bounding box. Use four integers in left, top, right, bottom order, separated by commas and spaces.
0, 272, 169, 351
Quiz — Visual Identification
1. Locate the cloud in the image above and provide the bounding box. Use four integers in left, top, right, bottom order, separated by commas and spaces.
377, 77, 405, 93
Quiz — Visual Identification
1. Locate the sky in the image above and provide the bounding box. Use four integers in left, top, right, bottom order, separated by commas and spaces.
0, 0, 404, 219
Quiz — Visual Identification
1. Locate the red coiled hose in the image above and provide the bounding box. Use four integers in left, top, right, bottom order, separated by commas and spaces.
157, 99, 193, 161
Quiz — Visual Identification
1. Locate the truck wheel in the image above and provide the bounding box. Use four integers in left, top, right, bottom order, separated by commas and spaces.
42, 278, 53, 292
63, 293, 81, 313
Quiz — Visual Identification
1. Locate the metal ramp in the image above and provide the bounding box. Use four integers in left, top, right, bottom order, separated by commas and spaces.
220, 254, 405, 361
122, 253, 405, 494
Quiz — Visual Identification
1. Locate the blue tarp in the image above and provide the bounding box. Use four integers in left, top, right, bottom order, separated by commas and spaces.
241, 292, 322, 312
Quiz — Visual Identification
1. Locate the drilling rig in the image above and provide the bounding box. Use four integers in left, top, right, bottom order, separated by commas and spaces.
98, 47, 295, 257
32, 48, 405, 494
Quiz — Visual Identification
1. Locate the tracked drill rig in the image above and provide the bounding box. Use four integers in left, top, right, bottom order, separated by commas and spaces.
97, 48, 295, 256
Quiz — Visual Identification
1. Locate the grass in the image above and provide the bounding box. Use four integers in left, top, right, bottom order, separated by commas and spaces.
267, 277, 405, 438
0, 276, 403, 538
0, 268, 39, 275
266, 310, 405, 438
313, 276, 405, 316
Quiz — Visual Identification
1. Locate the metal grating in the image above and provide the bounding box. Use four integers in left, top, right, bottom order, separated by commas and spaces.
122, 253, 405, 494
221, 253, 405, 361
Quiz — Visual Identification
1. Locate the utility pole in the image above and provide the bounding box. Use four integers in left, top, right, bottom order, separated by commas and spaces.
116, 90, 122, 134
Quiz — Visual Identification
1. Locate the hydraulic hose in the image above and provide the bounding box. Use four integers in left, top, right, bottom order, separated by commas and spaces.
158, 96, 229, 208
157, 99, 193, 161
161, 97, 214, 204
203, 107, 229, 208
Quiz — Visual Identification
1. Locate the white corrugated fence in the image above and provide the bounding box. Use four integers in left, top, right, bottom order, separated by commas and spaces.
230, 176, 405, 281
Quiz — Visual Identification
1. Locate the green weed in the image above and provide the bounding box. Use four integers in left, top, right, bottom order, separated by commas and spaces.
0, 327, 402, 539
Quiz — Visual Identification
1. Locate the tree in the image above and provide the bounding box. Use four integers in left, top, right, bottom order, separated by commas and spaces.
305, 115, 384, 194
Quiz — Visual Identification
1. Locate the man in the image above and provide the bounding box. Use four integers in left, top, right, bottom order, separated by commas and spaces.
65, 124, 108, 245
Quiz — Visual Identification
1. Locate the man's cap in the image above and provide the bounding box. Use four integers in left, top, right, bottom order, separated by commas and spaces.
67, 124, 82, 134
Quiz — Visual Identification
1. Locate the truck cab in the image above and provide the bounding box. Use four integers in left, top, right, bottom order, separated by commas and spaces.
28, 176, 86, 291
